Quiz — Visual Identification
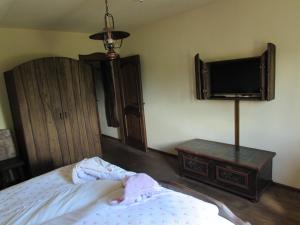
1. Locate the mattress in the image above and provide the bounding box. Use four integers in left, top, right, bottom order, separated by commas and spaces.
0, 164, 234, 225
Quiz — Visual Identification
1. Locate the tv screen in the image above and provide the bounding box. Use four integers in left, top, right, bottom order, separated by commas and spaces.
209, 58, 261, 96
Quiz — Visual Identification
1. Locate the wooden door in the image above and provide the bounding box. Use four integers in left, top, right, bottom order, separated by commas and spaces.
5, 58, 66, 175
57, 58, 102, 162
119, 55, 147, 151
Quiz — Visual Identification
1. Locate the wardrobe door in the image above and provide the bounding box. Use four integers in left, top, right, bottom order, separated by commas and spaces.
34, 59, 70, 166
56, 58, 102, 163
6, 59, 66, 175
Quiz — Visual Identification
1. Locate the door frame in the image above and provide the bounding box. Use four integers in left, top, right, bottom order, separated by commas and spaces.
79, 53, 148, 151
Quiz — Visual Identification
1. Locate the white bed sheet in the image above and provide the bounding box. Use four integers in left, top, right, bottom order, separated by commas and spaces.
0, 165, 234, 225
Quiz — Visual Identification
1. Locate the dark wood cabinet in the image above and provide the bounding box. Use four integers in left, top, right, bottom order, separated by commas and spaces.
176, 139, 276, 201
5, 57, 102, 176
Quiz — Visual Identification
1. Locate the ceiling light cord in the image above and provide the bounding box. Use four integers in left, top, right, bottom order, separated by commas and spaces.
105, 0, 109, 14
104, 0, 114, 30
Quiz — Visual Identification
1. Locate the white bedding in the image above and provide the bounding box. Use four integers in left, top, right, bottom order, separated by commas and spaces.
0, 164, 234, 225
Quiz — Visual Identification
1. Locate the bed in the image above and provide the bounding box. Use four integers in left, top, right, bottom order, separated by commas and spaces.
0, 160, 250, 225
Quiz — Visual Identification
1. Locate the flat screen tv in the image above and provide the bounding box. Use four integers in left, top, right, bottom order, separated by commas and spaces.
194, 42, 276, 101
208, 58, 261, 97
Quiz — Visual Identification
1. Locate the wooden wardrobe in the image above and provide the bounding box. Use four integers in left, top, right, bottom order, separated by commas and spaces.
5, 57, 102, 176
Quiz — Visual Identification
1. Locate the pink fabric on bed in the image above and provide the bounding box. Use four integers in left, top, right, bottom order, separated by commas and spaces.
111, 173, 162, 205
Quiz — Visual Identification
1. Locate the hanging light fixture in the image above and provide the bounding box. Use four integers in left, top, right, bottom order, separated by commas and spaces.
89, 0, 130, 60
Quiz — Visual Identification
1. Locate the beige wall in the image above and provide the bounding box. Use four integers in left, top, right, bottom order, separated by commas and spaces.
0, 28, 116, 136
120, 0, 300, 188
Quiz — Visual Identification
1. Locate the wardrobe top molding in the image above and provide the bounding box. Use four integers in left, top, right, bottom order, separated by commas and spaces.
8, 57, 81, 71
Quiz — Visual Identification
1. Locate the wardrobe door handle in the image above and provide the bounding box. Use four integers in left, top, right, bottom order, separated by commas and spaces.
59, 112, 63, 120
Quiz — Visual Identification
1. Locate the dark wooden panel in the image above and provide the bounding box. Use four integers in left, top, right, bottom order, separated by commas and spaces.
123, 113, 143, 148
13, 61, 53, 175
5, 70, 36, 173
260, 52, 266, 100
214, 163, 257, 197
34, 58, 66, 167
57, 58, 85, 162
181, 152, 210, 177
57, 58, 102, 162
78, 62, 102, 157
266, 43, 276, 100
119, 55, 147, 151
195, 54, 205, 99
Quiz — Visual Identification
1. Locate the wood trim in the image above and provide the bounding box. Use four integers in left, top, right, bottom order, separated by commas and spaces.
175, 148, 261, 170
215, 165, 249, 190
183, 155, 209, 177
273, 182, 300, 193
234, 100, 240, 151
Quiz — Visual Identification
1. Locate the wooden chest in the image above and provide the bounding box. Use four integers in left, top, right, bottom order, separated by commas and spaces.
176, 139, 276, 201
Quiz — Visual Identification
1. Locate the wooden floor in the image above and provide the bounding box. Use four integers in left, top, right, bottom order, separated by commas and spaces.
102, 137, 300, 225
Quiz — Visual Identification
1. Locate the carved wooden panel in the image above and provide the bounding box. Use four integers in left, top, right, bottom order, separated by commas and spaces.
216, 166, 249, 190
182, 154, 209, 177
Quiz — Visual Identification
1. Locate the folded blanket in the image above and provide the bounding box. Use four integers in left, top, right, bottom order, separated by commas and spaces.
110, 173, 163, 205
72, 157, 135, 184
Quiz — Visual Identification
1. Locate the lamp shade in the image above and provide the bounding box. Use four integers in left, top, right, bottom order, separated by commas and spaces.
89, 31, 130, 40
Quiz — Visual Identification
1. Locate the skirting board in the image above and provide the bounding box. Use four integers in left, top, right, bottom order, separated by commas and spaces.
273, 182, 300, 193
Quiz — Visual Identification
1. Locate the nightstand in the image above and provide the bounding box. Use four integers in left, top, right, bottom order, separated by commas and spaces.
0, 157, 26, 190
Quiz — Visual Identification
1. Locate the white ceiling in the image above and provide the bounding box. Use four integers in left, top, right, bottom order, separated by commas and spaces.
0, 0, 215, 33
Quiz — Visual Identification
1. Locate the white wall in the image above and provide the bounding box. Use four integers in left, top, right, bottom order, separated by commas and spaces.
118, 0, 300, 188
